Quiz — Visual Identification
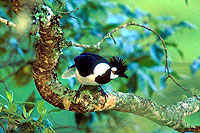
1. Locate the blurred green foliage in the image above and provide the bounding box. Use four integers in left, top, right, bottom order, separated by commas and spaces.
0, 0, 199, 132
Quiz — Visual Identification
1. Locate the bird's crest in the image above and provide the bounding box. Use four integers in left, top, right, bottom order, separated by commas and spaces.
109, 57, 128, 74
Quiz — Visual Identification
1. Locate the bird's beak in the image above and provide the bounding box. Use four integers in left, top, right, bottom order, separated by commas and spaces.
120, 73, 128, 79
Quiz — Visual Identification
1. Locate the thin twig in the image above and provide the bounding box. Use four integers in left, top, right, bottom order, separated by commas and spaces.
0, 17, 16, 27
65, 41, 100, 50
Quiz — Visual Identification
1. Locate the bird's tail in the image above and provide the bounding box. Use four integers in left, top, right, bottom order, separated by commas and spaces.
61, 65, 76, 79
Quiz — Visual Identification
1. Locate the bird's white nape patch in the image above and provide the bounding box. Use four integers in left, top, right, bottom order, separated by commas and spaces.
111, 67, 117, 71
94, 63, 110, 76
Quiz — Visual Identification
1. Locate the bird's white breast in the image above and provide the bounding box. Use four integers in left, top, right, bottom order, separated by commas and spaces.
76, 63, 110, 85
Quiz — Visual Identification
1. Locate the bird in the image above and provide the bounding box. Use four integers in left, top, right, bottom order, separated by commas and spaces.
62, 52, 128, 103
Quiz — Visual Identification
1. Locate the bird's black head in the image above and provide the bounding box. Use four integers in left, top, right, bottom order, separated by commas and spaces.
109, 57, 128, 79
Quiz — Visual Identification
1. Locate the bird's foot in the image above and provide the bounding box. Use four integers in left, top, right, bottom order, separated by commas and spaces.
99, 87, 108, 107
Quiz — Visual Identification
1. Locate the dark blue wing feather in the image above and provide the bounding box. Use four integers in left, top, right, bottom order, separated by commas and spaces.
74, 53, 109, 77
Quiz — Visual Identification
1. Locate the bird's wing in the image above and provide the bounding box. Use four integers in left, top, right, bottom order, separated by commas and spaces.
61, 65, 76, 79
74, 53, 109, 77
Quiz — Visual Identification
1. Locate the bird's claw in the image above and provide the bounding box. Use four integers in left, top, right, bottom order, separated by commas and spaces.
99, 89, 108, 107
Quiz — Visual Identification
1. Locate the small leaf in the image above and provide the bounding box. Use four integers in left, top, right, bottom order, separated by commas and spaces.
8, 103, 17, 112
28, 108, 34, 117
23, 105, 27, 118
6, 90, 13, 103
0, 107, 2, 112
37, 101, 44, 115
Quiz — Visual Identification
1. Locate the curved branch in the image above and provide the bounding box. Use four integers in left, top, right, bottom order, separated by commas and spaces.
29, 5, 200, 133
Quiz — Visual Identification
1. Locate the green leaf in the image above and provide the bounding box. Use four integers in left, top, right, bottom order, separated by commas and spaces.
8, 103, 17, 112
6, 90, 13, 103
0, 107, 2, 112
23, 105, 27, 118
27, 108, 34, 117
37, 101, 44, 115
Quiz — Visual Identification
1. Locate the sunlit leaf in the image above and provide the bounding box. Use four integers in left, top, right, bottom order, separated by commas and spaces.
0, 107, 2, 112
28, 108, 34, 117
37, 101, 44, 115
6, 90, 13, 103
23, 105, 27, 118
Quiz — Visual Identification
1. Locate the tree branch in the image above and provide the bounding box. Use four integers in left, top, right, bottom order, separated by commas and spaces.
0, 17, 16, 27
11, 2, 199, 132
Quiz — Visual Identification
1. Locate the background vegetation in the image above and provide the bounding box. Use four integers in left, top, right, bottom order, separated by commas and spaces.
0, 0, 200, 132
